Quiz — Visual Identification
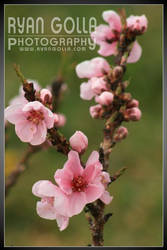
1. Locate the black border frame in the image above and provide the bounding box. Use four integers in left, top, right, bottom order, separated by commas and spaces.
0, 0, 166, 249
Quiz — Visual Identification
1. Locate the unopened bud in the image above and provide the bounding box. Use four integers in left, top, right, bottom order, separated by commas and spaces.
112, 66, 123, 80
127, 99, 139, 108
124, 107, 141, 121
69, 131, 88, 154
120, 92, 132, 103
40, 89, 52, 104
114, 126, 128, 141
89, 104, 102, 119
95, 91, 114, 106
126, 15, 148, 35
54, 113, 66, 127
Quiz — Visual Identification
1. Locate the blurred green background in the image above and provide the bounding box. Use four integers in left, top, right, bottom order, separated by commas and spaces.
5, 4, 163, 247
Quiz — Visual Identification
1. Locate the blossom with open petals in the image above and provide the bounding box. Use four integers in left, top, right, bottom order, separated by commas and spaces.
76, 57, 110, 79
5, 101, 55, 145
32, 180, 69, 231
54, 150, 105, 217
91, 10, 147, 63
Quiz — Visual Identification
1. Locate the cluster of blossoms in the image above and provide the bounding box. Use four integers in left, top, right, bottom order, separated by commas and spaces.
5, 79, 66, 145
91, 10, 148, 61
76, 10, 147, 141
32, 131, 113, 230
76, 57, 142, 126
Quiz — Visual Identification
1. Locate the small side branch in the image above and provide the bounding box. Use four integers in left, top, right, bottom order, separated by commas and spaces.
110, 167, 127, 184
5, 145, 41, 196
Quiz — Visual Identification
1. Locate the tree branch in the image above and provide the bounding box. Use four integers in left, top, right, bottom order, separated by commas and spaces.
5, 145, 41, 196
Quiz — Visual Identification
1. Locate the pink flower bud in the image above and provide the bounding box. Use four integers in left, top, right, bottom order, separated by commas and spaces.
126, 15, 148, 34
54, 114, 66, 127
40, 89, 52, 103
89, 104, 102, 119
80, 81, 95, 100
53, 113, 59, 123
114, 126, 128, 142
69, 131, 88, 154
124, 107, 142, 121
90, 77, 107, 95
95, 91, 114, 106
127, 99, 139, 108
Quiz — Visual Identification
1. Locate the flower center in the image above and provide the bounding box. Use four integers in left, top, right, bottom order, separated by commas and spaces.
71, 175, 88, 192
27, 110, 44, 125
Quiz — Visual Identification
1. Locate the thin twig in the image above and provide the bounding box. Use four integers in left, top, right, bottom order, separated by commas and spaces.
5, 145, 41, 197
109, 167, 127, 184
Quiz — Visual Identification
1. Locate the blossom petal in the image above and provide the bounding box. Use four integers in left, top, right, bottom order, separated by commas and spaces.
64, 150, 83, 177
36, 200, 58, 220
30, 121, 47, 145
80, 82, 95, 100
85, 183, 104, 203
67, 192, 86, 216
76, 60, 93, 78
127, 41, 142, 63
102, 10, 122, 32
56, 214, 69, 231
76, 57, 110, 79
15, 120, 35, 142
53, 188, 70, 217
22, 101, 43, 112
98, 42, 117, 57
83, 164, 100, 183
91, 24, 114, 45
100, 191, 113, 205
9, 95, 27, 106
86, 151, 101, 167
32, 180, 58, 198
54, 168, 73, 195
43, 107, 55, 129
5, 104, 25, 124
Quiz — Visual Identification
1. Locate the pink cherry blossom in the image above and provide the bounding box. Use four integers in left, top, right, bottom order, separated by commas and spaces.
76, 57, 110, 79
32, 180, 69, 231
89, 104, 102, 119
102, 10, 122, 32
80, 81, 95, 100
124, 107, 142, 121
80, 77, 108, 101
91, 10, 146, 63
54, 113, 66, 127
5, 101, 55, 145
127, 41, 142, 63
95, 91, 114, 106
90, 77, 108, 95
114, 126, 128, 142
40, 88, 52, 103
126, 15, 148, 33
127, 99, 139, 108
69, 131, 88, 154
54, 150, 105, 217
